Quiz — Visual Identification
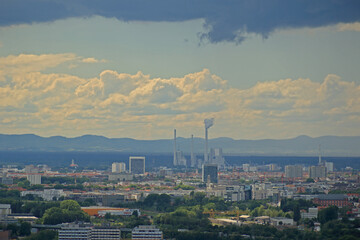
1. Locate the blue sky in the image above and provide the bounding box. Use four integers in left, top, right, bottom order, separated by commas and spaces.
1, 0, 360, 140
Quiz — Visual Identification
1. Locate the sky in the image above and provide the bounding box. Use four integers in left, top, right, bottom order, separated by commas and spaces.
0, 0, 360, 140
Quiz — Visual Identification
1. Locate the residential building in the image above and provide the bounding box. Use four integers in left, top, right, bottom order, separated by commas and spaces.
21, 189, 65, 201
242, 164, 250, 172
58, 223, 91, 240
27, 174, 41, 185
285, 165, 303, 178
132, 225, 163, 240
301, 207, 318, 219
309, 166, 327, 178
108, 173, 133, 181
58, 223, 121, 240
325, 162, 334, 172
129, 157, 145, 174
24, 165, 39, 173
1, 177, 13, 185
111, 162, 126, 173
90, 227, 121, 240
225, 185, 252, 201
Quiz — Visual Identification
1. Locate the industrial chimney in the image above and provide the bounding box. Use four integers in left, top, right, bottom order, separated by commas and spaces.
204, 118, 214, 163
173, 129, 177, 166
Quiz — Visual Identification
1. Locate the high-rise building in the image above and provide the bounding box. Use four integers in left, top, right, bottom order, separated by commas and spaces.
285, 165, 303, 178
175, 151, 187, 167
309, 165, 327, 178
112, 162, 126, 173
209, 147, 225, 168
202, 164, 218, 183
129, 157, 145, 174
242, 164, 250, 172
132, 225, 163, 240
27, 174, 41, 185
325, 162, 334, 172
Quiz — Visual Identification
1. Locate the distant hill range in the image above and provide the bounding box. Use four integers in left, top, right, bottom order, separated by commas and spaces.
0, 134, 359, 156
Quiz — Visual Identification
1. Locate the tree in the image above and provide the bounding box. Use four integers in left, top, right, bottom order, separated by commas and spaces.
132, 210, 139, 217
42, 207, 64, 224
143, 194, 158, 207
60, 200, 81, 212
318, 206, 338, 224
23, 230, 57, 240
293, 205, 301, 222
19, 221, 31, 236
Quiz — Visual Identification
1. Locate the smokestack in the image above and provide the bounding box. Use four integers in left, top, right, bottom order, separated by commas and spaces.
204, 118, 214, 163
318, 144, 322, 165
173, 129, 177, 166
191, 134, 195, 167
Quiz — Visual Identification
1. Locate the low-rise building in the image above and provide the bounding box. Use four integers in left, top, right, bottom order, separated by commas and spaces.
98, 209, 140, 217
90, 227, 121, 240
132, 225, 163, 240
58, 223, 121, 240
270, 217, 294, 226
108, 173, 133, 181
58, 223, 91, 240
21, 189, 65, 201
301, 207, 318, 219
313, 194, 352, 208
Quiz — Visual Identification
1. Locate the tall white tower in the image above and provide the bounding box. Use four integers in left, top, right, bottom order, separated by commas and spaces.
318, 144, 322, 165
173, 129, 177, 166
204, 118, 214, 163
191, 134, 196, 167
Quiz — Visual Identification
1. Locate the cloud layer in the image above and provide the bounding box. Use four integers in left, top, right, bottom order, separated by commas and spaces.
1, 0, 360, 43
1, 53, 359, 139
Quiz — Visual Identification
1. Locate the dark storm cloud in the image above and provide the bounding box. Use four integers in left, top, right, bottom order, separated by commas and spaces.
1, 0, 360, 43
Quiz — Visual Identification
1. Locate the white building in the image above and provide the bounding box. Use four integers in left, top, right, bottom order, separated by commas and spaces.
112, 162, 126, 173
90, 228, 121, 240
132, 225, 163, 240
301, 207, 318, 219
98, 209, 140, 217
21, 189, 65, 201
325, 162, 334, 172
270, 217, 294, 226
27, 174, 41, 185
242, 164, 250, 172
58, 223, 91, 240
0, 204, 11, 219
58, 223, 121, 240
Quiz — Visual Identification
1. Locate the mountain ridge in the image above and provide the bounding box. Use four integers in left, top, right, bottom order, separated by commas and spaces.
0, 134, 359, 156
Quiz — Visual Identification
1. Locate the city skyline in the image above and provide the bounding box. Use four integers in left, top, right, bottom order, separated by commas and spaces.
1, 1, 360, 140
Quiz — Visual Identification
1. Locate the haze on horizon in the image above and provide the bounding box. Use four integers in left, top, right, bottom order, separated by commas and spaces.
0, 0, 360, 140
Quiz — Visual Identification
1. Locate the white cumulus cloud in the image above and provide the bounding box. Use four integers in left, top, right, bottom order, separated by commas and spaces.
0, 53, 359, 139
